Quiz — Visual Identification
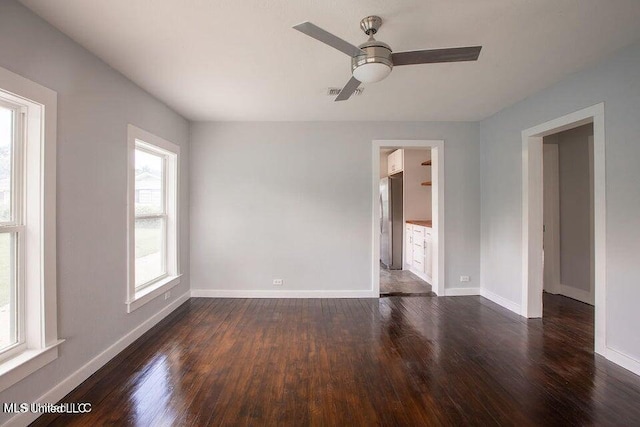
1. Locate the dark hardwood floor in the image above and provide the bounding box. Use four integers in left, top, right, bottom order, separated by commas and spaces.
32, 294, 640, 426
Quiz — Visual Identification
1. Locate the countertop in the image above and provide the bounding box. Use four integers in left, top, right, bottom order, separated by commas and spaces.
406, 220, 432, 228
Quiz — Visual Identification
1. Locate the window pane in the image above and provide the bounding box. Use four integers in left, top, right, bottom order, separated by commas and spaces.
0, 233, 17, 351
0, 107, 13, 223
135, 217, 166, 288
135, 148, 163, 215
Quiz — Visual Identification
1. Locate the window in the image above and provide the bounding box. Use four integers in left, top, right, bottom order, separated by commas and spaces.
0, 65, 59, 392
127, 125, 180, 312
134, 148, 166, 287
0, 101, 21, 357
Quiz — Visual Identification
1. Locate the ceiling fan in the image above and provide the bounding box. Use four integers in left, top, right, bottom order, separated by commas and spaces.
293, 16, 482, 101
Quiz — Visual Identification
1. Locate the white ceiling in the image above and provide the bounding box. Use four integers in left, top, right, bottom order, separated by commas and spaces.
19, 0, 640, 122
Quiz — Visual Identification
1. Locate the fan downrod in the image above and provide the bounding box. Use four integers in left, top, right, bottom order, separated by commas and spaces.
360, 16, 382, 36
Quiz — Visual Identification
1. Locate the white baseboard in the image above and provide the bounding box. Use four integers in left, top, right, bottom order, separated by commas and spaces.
3, 291, 190, 427
444, 287, 480, 296
605, 346, 640, 377
408, 267, 431, 284
480, 288, 522, 315
190, 289, 376, 298
548, 284, 594, 305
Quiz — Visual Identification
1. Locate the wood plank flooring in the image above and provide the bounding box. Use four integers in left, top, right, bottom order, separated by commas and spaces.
32, 294, 640, 426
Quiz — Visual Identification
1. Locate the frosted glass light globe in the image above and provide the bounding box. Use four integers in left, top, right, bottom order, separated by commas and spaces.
352, 62, 392, 83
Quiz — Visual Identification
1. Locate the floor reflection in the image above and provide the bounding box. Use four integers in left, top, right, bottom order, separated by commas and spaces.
32, 296, 640, 426
130, 354, 179, 426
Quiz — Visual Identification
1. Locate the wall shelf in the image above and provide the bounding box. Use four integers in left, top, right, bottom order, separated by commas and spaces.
421, 160, 432, 166
421, 181, 432, 186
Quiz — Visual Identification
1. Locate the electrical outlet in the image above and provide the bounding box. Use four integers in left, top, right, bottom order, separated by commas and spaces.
164, 291, 171, 300
460, 276, 470, 282
273, 279, 283, 286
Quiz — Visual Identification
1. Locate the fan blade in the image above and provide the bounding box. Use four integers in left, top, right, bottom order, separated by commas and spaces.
293, 22, 364, 57
335, 76, 361, 102
392, 46, 482, 66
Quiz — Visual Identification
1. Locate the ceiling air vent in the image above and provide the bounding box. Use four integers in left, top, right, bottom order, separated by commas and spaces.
327, 87, 364, 97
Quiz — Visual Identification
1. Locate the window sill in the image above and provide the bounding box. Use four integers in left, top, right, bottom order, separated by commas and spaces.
127, 274, 182, 313
0, 340, 64, 393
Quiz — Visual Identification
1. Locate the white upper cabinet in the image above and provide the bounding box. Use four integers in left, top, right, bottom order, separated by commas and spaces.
387, 149, 404, 175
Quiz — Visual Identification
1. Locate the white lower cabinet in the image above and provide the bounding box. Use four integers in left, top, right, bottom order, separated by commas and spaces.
412, 256, 425, 274
405, 223, 433, 283
424, 232, 433, 280
413, 239, 425, 273
405, 225, 414, 268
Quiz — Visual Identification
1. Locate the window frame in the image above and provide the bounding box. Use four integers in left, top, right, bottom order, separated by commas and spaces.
0, 65, 61, 393
0, 98, 26, 361
126, 125, 180, 313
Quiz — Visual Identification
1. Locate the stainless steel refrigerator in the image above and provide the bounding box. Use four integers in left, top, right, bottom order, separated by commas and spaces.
380, 174, 403, 270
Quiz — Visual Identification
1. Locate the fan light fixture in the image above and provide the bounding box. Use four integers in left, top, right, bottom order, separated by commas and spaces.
350, 18, 393, 84
353, 61, 392, 83
293, 15, 482, 101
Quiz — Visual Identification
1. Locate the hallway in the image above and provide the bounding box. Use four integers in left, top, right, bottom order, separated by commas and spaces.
380, 268, 435, 296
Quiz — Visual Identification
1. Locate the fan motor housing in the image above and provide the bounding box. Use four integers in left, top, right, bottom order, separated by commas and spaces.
351, 39, 393, 73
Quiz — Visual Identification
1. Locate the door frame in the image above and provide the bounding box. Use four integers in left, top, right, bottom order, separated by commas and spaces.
521, 103, 605, 355
542, 143, 561, 295
372, 140, 445, 296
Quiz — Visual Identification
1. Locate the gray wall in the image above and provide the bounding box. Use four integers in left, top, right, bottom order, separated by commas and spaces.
557, 124, 593, 293
190, 122, 480, 293
479, 40, 640, 360
0, 0, 190, 417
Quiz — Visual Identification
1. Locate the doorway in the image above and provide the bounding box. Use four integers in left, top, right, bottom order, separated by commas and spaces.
521, 103, 606, 355
372, 140, 445, 297
543, 124, 594, 305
